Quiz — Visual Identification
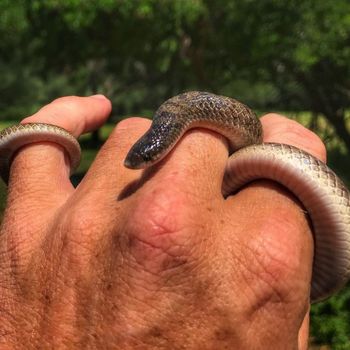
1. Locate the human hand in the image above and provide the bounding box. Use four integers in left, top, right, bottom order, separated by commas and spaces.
0, 95, 325, 349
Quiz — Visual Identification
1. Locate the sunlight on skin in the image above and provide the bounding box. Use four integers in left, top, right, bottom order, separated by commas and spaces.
0, 96, 328, 348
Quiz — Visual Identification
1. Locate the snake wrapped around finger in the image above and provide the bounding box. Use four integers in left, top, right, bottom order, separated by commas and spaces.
0, 91, 349, 303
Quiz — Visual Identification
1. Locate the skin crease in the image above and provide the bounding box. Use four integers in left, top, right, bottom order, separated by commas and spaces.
0, 95, 326, 349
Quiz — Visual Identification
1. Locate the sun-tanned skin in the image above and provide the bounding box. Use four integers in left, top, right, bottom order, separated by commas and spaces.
0, 95, 325, 349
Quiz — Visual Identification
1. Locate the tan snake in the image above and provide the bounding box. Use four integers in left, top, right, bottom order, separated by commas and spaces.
0, 91, 349, 303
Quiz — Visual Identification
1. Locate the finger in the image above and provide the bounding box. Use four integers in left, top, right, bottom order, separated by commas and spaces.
21, 94, 111, 138
7, 95, 112, 210
261, 113, 327, 162
148, 127, 229, 197
221, 114, 318, 302
79, 116, 229, 202
77, 117, 151, 197
73, 117, 231, 294
230, 112, 324, 232
298, 309, 310, 350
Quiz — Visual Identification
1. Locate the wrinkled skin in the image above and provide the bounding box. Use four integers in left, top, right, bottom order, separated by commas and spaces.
0, 95, 325, 349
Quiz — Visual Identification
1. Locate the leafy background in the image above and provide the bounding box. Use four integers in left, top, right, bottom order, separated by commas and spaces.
0, 1, 349, 348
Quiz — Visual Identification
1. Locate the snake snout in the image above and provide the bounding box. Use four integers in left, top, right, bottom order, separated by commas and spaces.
124, 149, 147, 169
124, 128, 166, 169
124, 141, 155, 169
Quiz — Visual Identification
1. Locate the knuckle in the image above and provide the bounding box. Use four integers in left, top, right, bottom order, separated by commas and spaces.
102, 117, 151, 157
50, 95, 80, 106
48, 97, 82, 117
20, 96, 84, 130
292, 129, 327, 162
65, 207, 94, 235
113, 117, 151, 138
60, 205, 104, 262
262, 113, 327, 161
123, 188, 197, 275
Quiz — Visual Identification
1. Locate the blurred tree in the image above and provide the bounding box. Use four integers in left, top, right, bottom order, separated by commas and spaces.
2, 0, 349, 148
311, 287, 350, 348
0, 1, 349, 345
200, 0, 350, 150
14, 0, 207, 114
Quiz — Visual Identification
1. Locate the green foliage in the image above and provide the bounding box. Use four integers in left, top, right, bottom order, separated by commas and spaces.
0, 0, 349, 347
311, 286, 350, 349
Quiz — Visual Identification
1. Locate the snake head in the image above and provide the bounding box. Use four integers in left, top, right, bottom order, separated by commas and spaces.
124, 130, 163, 169
124, 146, 150, 169
124, 118, 177, 170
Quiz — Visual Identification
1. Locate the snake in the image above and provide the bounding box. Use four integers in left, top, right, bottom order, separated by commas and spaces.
0, 91, 349, 303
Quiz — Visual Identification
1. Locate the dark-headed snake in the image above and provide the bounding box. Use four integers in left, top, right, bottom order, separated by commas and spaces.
0, 91, 349, 303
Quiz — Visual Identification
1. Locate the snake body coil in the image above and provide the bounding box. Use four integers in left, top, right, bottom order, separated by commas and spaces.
0, 123, 80, 183
0, 91, 349, 302
124, 91, 263, 168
